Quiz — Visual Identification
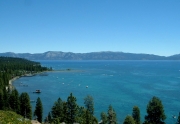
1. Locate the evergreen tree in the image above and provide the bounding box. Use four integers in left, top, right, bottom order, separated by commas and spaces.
51, 118, 60, 124
9, 89, 20, 113
85, 109, 91, 124
132, 106, 140, 124
2, 73, 9, 86
19, 92, 32, 119
123, 115, 136, 124
48, 112, 52, 122
62, 101, 68, 123
101, 112, 108, 124
76, 106, 86, 124
67, 93, 78, 124
3, 87, 9, 109
34, 97, 43, 123
93, 116, 98, 124
144, 96, 166, 124
107, 105, 117, 124
45, 112, 52, 123
51, 97, 63, 122
84, 95, 94, 124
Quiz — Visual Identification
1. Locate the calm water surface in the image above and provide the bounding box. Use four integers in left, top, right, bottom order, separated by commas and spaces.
13, 60, 180, 123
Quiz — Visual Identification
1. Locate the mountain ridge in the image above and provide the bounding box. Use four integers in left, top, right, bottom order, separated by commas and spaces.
0, 51, 179, 60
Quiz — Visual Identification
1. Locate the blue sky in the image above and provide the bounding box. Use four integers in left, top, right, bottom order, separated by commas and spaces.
0, 0, 179, 56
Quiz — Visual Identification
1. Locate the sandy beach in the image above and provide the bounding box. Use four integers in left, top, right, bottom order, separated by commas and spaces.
9, 76, 20, 85
8, 76, 20, 90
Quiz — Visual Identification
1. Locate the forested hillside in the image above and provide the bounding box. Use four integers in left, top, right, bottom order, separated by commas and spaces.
0, 57, 50, 123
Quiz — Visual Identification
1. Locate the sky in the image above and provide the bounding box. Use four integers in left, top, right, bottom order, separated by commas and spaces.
0, 0, 180, 56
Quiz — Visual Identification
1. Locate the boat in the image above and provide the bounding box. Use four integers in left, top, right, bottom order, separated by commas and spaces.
33, 90, 41, 93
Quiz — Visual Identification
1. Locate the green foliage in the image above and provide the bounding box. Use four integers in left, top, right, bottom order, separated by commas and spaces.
144, 96, 166, 124
2, 87, 9, 109
0, 110, 31, 124
84, 95, 94, 115
34, 97, 43, 123
51, 117, 60, 124
123, 115, 136, 124
67, 93, 78, 124
62, 101, 68, 122
9, 89, 20, 114
19, 92, 32, 119
132, 106, 140, 124
48, 112, 52, 122
92, 116, 98, 124
51, 97, 63, 122
44, 112, 52, 123
76, 106, 86, 123
84, 95, 94, 124
0, 57, 49, 74
101, 112, 108, 124
107, 105, 117, 124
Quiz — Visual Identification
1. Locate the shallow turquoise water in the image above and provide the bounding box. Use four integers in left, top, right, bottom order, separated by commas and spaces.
13, 60, 180, 123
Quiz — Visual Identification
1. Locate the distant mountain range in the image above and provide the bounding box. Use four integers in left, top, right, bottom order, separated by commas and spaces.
0, 51, 180, 60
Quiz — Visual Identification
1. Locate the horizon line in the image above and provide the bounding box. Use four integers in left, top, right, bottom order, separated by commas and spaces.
0, 51, 179, 57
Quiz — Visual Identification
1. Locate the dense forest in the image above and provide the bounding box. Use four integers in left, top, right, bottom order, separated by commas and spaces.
0, 57, 50, 122
0, 57, 180, 124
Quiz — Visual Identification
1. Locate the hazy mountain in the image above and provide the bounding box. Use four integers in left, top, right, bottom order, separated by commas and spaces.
167, 54, 180, 60
0, 51, 179, 60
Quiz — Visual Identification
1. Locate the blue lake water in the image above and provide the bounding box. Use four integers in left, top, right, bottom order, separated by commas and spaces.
12, 60, 180, 123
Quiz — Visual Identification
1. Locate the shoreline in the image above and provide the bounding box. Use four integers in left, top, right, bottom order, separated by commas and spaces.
8, 76, 20, 90
8, 69, 83, 89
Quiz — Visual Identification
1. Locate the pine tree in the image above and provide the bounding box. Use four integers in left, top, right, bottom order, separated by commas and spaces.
123, 115, 136, 124
76, 106, 86, 124
9, 89, 20, 113
47, 112, 52, 122
51, 97, 63, 122
144, 96, 166, 124
84, 95, 94, 115
85, 109, 91, 124
84, 95, 94, 124
62, 101, 68, 123
101, 112, 108, 124
67, 93, 78, 124
107, 105, 117, 124
45, 112, 52, 123
3, 87, 9, 109
19, 92, 32, 119
132, 106, 140, 124
34, 97, 43, 123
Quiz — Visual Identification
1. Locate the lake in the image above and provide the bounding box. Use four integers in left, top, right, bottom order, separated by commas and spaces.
12, 60, 180, 123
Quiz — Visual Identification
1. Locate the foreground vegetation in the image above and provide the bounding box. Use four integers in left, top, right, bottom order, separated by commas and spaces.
1, 57, 180, 124
0, 110, 31, 124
